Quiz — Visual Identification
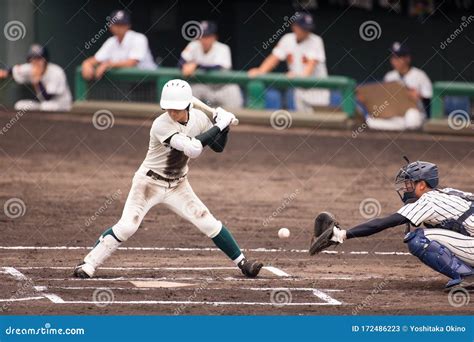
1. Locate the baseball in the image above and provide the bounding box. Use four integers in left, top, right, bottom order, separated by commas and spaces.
278, 227, 290, 239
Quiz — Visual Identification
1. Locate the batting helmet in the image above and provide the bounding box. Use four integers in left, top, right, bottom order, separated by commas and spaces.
160, 79, 192, 110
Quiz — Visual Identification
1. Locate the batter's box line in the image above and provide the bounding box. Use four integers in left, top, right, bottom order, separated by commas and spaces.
14, 266, 291, 278
1, 267, 65, 304
0, 245, 411, 256
34, 287, 343, 307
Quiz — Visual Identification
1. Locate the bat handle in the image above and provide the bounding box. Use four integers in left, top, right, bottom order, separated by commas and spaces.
231, 118, 239, 126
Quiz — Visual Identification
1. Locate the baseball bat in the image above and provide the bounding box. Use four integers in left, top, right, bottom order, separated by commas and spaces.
192, 96, 239, 126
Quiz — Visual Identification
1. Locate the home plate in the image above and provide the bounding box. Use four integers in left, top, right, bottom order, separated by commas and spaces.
131, 281, 196, 288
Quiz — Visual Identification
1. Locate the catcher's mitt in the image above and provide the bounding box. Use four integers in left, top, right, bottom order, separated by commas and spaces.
309, 212, 339, 255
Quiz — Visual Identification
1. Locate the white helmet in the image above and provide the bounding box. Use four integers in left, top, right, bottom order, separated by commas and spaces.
160, 79, 192, 110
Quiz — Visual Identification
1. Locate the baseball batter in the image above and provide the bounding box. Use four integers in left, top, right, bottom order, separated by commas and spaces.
310, 160, 474, 289
74, 79, 263, 278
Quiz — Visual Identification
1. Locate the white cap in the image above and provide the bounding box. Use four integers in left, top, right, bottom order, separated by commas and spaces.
160, 79, 192, 110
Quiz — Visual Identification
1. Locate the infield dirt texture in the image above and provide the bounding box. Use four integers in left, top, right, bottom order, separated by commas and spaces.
0, 111, 473, 315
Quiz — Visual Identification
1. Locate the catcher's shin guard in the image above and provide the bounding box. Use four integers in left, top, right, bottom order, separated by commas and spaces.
404, 228, 474, 288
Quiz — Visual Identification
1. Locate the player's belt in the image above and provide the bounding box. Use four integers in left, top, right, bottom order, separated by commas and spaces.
146, 169, 186, 183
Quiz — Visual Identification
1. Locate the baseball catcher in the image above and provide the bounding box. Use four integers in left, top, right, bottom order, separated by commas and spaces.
310, 159, 474, 289
74, 79, 263, 279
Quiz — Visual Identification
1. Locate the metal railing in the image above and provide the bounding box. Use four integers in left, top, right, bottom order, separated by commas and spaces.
75, 66, 357, 117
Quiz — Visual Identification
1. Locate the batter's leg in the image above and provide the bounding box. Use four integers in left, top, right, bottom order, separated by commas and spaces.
74, 174, 164, 278
163, 179, 263, 277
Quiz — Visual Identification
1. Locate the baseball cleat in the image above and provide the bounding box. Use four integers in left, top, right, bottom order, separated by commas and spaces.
73, 262, 94, 278
238, 258, 263, 278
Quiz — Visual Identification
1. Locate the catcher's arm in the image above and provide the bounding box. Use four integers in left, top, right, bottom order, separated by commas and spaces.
309, 212, 410, 255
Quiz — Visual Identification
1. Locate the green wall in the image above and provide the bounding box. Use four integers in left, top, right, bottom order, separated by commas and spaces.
1, 0, 473, 106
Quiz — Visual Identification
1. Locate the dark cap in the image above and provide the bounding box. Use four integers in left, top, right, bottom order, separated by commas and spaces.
109, 10, 131, 25
293, 12, 314, 31
390, 41, 410, 57
200, 21, 217, 36
27, 44, 48, 61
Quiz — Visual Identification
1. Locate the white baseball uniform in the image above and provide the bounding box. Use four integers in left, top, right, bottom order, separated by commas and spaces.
180, 41, 243, 109
109, 108, 222, 244
272, 32, 330, 112
367, 67, 433, 131
398, 188, 474, 265
95, 30, 156, 69
12, 63, 72, 112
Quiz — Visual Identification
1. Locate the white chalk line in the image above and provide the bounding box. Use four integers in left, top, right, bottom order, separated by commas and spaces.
55, 300, 339, 306
38, 285, 344, 293
13, 266, 291, 278
1, 267, 342, 306
1, 267, 64, 304
0, 296, 45, 302
0, 245, 411, 255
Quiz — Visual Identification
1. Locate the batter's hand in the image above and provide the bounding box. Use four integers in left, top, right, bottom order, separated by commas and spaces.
214, 107, 236, 131
309, 212, 344, 255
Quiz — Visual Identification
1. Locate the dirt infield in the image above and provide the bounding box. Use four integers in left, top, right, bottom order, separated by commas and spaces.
0, 111, 473, 315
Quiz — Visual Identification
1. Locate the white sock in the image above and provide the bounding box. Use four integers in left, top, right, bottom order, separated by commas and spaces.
233, 253, 245, 265
84, 235, 121, 270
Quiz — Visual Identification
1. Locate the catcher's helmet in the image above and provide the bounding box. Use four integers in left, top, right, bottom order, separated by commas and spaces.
395, 161, 439, 188
395, 160, 438, 203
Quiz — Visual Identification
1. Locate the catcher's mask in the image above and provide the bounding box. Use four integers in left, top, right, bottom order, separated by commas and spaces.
394, 159, 439, 204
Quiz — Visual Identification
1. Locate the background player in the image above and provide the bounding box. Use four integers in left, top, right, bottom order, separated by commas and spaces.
0, 44, 72, 112
248, 12, 329, 112
81, 10, 156, 80
310, 160, 474, 289
179, 20, 243, 109
366, 42, 433, 131
74, 79, 263, 279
